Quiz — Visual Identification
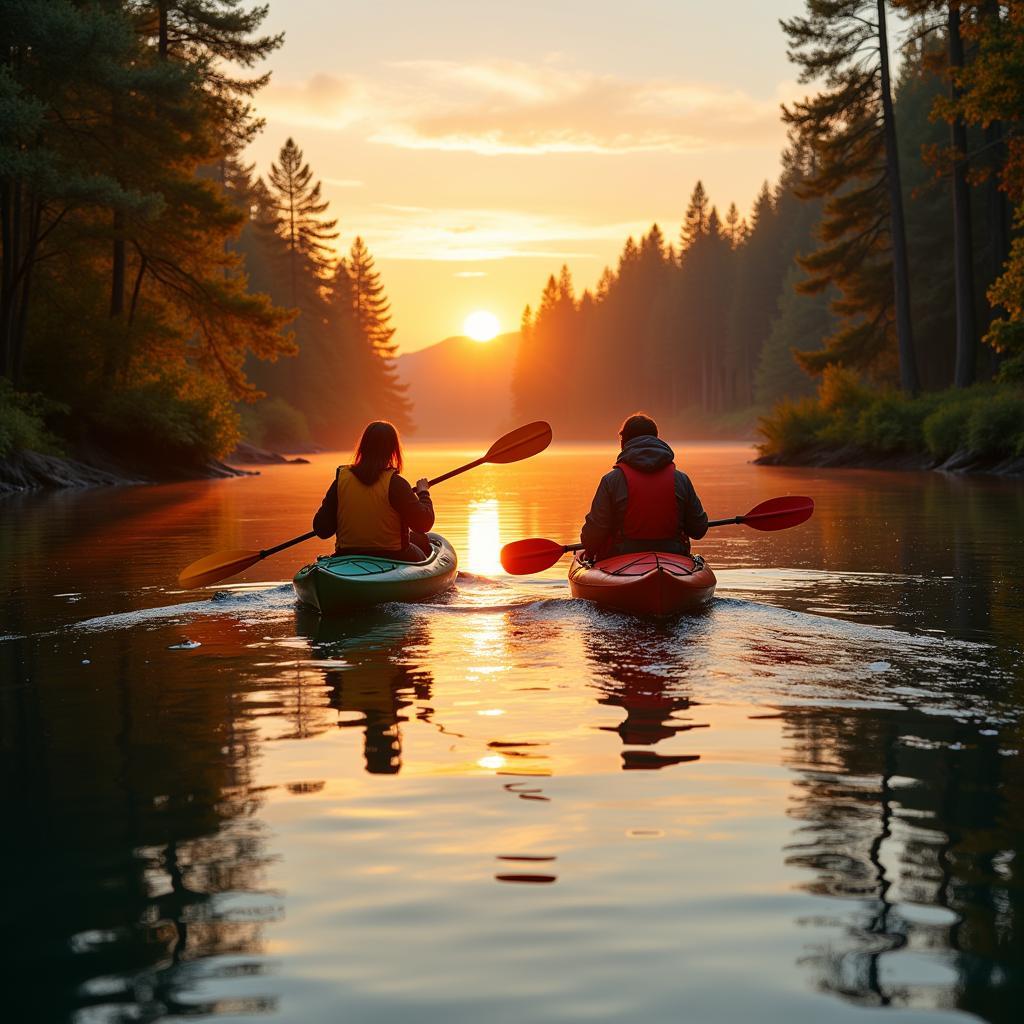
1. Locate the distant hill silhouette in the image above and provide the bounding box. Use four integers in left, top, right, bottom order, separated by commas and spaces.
397, 332, 519, 439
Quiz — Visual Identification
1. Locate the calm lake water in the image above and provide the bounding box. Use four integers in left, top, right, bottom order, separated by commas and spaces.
2, 443, 1022, 1023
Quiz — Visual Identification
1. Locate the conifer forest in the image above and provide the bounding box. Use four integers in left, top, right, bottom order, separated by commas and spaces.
2, 1, 1024, 467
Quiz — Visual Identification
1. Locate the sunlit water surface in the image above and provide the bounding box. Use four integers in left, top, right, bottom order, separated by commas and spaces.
2, 443, 1022, 1023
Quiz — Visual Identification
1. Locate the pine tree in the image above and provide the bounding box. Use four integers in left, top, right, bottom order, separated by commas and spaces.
782, 0, 920, 393
136, 1, 283, 150
677, 203, 734, 411
1, 1, 164, 384
893, 0, 981, 387
105, 0, 283, 364
725, 202, 747, 249
943, 1, 1024, 379
342, 237, 412, 430
755, 265, 835, 405
266, 137, 338, 305
0, 0, 295, 463
680, 181, 711, 253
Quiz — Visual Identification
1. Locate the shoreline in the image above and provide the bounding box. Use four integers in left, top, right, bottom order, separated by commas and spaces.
754, 442, 1024, 477
0, 439, 319, 496
0, 447, 255, 497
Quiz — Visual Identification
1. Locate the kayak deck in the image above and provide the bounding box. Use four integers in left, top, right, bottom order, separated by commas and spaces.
568, 550, 716, 617
293, 533, 458, 615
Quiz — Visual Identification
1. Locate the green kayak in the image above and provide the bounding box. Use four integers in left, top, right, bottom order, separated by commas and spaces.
293, 533, 458, 615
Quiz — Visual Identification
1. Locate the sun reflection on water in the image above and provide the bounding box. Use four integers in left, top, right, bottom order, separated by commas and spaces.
465, 498, 502, 576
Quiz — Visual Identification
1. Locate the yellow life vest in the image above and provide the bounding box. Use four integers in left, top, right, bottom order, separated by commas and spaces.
335, 465, 403, 553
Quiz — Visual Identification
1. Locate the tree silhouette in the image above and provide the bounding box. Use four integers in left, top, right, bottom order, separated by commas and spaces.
680, 180, 711, 253
782, 0, 920, 393
265, 137, 338, 305
339, 236, 413, 431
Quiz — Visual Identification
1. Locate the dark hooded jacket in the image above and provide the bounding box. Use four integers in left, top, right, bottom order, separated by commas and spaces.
580, 435, 708, 557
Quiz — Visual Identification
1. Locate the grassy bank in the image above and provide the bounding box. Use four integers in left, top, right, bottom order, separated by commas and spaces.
757, 368, 1024, 470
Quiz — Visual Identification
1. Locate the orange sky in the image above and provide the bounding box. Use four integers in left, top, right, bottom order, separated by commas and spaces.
246, 1, 808, 353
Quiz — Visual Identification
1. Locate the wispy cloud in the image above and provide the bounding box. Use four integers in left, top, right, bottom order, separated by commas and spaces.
322, 176, 365, 188
259, 72, 369, 131
261, 58, 796, 157
350, 205, 639, 261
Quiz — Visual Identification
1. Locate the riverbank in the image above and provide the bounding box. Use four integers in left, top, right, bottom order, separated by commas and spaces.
0, 445, 254, 496
756, 370, 1024, 477
755, 443, 1024, 476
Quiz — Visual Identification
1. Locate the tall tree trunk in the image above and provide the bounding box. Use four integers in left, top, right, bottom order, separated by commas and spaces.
985, 120, 1010, 289
128, 254, 148, 326
110, 209, 126, 319
288, 187, 297, 308
11, 195, 41, 386
106, 79, 126, 384
3, 180, 25, 386
158, 0, 169, 58
877, 0, 920, 395
981, 2, 1010, 309
0, 179, 13, 379
948, 3, 977, 388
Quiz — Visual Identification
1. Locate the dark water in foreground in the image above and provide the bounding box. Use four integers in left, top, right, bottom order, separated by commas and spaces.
1, 443, 1023, 1023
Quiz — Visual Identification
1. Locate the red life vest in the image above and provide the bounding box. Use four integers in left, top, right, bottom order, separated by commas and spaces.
616, 461, 679, 540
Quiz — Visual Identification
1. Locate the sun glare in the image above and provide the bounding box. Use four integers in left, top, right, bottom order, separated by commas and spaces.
464, 310, 500, 342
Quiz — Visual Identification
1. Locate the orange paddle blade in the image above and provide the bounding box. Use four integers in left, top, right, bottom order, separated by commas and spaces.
740, 496, 814, 531
500, 537, 569, 575
484, 421, 552, 464
178, 548, 261, 588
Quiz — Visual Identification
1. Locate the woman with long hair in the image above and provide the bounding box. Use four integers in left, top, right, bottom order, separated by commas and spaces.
312, 421, 434, 561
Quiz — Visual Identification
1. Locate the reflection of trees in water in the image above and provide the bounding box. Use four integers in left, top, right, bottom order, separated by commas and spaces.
0, 635, 277, 1022
294, 609, 435, 775
782, 706, 1023, 1021
582, 624, 705, 770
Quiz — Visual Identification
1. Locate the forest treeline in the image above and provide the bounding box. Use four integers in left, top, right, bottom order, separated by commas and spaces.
0, 0, 408, 466
4, 1, 1024, 469
514, 1, 1024, 460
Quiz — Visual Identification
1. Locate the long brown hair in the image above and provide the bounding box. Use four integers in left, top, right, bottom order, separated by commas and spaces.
351, 421, 403, 485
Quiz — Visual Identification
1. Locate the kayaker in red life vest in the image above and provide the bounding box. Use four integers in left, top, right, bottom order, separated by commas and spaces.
580, 413, 708, 559
312, 421, 434, 562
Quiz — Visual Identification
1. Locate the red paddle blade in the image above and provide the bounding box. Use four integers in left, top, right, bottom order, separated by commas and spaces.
740, 496, 814, 532
485, 421, 552, 465
500, 537, 567, 575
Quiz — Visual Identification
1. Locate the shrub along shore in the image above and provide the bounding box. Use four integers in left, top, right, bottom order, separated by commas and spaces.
755, 368, 1024, 476
0, 377, 255, 495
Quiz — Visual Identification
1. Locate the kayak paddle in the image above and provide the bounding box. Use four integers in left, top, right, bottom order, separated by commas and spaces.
500, 495, 815, 575
706, 495, 814, 531
178, 420, 553, 588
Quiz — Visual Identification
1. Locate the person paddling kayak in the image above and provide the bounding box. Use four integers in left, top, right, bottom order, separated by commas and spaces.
580, 413, 708, 559
313, 421, 434, 562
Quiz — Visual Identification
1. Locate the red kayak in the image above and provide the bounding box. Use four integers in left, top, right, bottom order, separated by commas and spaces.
568, 550, 717, 617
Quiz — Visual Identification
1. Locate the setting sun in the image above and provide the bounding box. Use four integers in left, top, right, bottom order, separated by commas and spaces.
463, 310, 500, 342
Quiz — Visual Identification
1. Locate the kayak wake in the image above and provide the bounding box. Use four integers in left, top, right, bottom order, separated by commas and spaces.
68, 571, 562, 633
73, 582, 296, 633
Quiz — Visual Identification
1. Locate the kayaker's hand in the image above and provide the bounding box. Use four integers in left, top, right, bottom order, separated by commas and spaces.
415, 478, 430, 495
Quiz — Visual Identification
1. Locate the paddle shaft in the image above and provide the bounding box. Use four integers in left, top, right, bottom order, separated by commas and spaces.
707, 515, 742, 528
552, 519, 735, 556
260, 531, 316, 559
426, 458, 484, 487
524, 506, 803, 565
559, 509, 789, 552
